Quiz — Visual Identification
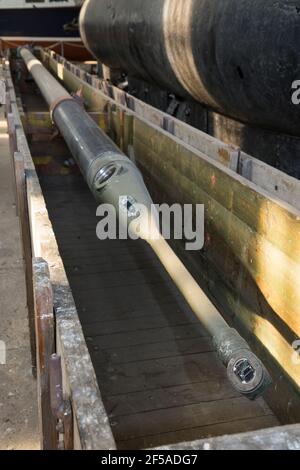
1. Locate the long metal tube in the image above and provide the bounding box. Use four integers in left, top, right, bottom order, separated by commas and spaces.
20, 47, 271, 399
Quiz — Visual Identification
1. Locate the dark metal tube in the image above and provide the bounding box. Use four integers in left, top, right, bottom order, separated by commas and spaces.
80, 0, 300, 137
20, 47, 271, 400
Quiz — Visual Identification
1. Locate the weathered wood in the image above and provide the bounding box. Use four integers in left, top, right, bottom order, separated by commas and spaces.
49, 354, 74, 450
157, 424, 300, 451
142, 155, 300, 338
133, 119, 300, 331
21, 112, 54, 135
86, 324, 207, 352
6, 62, 116, 450
97, 352, 228, 396
21, 111, 108, 136
12, 152, 36, 373
18, 49, 300, 445
83, 311, 200, 338
194, 257, 300, 423
12, 152, 24, 217
112, 396, 272, 442
120, 415, 279, 450
239, 150, 300, 209
26, 172, 116, 450
41, 49, 300, 210
105, 379, 239, 417
7, 112, 17, 156
32, 257, 57, 450
94, 337, 213, 366
5, 91, 11, 115
129, 119, 300, 420
62, 400, 73, 451
41, 171, 278, 449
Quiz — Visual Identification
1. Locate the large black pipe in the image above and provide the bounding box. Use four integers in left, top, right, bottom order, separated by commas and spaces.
80, 0, 300, 137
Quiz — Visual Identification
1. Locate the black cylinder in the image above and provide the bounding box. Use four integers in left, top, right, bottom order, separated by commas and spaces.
80, 0, 300, 136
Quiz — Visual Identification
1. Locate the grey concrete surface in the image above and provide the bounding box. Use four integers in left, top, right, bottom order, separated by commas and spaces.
0, 108, 39, 450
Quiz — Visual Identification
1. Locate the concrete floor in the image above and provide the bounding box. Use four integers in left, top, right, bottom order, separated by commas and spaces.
0, 107, 39, 450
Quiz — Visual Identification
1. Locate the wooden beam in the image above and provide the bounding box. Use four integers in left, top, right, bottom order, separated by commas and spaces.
32, 257, 57, 450
27, 170, 116, 450
132, 118, 300, 411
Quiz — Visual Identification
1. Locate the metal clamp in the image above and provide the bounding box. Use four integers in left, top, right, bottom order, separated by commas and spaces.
49, 96, 74, 122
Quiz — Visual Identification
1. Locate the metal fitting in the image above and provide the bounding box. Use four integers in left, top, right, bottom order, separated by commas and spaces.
213, 328, 272, 400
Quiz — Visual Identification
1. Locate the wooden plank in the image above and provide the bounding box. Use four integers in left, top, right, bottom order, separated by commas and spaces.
86, 324, 207, 352
142, 185, 300, 420
93, 337, 213, 365
76, 297, 194, 325
32, 257, 57, 450
7, 112, 17, 156
26, 172, 116, 450
239, 151, 300, 209
42, 49, 300, 210
45, 53, 240, 170
120, 415, 280, 450
36, 146, 281, 447
111, 396, 272, 441
83, 313, 199, 338
105, 379, 239, 417
5, 61, 115, 449
13, 153, 36, 371
157, 423, 300, 451
96, 353, 227, 396
201, 264, 300, 417
80, 297, 198, 327
21, 112, 54, 135
133, 120, 300, 337
67, 269, 175, 292
74, 285, 184, 313
179, 248, 300, 422
13, 151, 24, 216
133, 118, 300, 261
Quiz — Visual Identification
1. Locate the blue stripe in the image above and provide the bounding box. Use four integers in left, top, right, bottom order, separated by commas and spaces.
0, 7, 81, 38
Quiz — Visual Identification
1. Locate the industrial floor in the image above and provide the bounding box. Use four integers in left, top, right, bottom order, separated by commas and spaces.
36, 155, 279, 449
0, 107, 39, 450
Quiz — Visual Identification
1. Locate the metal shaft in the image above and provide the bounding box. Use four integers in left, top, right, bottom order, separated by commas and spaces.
20, 47, 271, 400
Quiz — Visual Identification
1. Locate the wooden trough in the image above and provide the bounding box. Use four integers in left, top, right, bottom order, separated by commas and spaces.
2, 49, 300, 450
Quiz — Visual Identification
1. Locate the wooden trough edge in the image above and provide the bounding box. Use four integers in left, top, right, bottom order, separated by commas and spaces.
3, 59, 116, 450
5, 52, 300, 448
